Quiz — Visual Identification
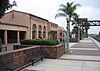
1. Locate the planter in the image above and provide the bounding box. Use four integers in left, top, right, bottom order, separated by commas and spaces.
14, 44, 65, 59
41, 44, 65, 59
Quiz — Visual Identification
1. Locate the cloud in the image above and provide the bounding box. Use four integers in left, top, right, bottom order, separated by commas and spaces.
76, 6, 100, 20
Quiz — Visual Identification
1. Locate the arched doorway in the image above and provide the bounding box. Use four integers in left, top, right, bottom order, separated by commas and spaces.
38, 25, 42, 39
32, 24, 37, 39
43, 26, 46, 39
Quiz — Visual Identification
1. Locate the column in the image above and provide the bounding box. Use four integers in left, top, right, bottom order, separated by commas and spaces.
42, 27, 43, 39
78, 27, 80, 43
36, 27, 38, 38
17, 31, 20, 43
4, 30, 7, 44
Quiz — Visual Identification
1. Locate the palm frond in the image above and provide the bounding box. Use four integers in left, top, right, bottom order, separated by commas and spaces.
73, 3, 81, 11
71, 20, 75, 25
70, 2, 75, 6
75, 3, 81, 7
58, 8, 67, 14
60, 4, 67, 9
55, 13, 67, 19
72, 13, 79, 20
71, 13, 80, 26
55, 1, 81, 22
66, 2, 75, 17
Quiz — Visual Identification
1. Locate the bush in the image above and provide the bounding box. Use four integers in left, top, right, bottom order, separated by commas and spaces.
21, 39, 59, 46
69, 38, 78, 42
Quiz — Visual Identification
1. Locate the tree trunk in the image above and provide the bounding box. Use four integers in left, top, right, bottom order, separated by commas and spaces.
66, 19, 70, 52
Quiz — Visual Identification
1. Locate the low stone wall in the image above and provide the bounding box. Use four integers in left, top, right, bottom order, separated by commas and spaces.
0, 44, 64, 71
14, 44, 65, 59
41, 44, 65, 59
13, 45, 32, 50
0, 46, 37, 71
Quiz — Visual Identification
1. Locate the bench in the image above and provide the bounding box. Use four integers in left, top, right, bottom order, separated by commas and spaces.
5, 68, 14, 71
30, 47, 45, 65
5, 47, 45, 71
31, 55, 44, 65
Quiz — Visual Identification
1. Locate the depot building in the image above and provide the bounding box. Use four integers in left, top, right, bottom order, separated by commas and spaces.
0, 10, 66, 44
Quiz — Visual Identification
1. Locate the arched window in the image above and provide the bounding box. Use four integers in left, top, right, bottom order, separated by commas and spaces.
32, 24, 37, 39
43, 26, 46, 38
38, 25, 42, 38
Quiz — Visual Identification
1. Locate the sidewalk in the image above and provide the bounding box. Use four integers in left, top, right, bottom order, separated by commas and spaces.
67, 37, 100, 56
22, 37, 100, 71
22, 57, 100, 71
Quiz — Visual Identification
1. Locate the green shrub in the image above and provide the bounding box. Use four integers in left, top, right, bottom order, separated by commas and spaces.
21, 40, 36, 45
69, 38, 78, 42
21, 39, 59, 46
50, 40, 59, 45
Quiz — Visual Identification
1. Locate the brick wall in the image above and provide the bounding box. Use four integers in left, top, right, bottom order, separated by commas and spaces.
0, 46, 37, 71
14, 44, 65, 59
0, 44, 64, 71
41, 44, 64, 59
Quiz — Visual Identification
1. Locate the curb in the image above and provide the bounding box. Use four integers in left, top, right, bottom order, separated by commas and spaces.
90, 37, 100, 48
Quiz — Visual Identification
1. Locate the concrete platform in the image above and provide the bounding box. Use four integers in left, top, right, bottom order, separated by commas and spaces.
22, 58, 100, 71
60, 55, 100, 61
22, 37, 100, 71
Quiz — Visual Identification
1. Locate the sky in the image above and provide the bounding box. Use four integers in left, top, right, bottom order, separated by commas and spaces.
10, 0, 100, 34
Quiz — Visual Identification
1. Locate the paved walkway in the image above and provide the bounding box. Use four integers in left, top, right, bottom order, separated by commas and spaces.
22, 37, 100, 71
67, 37, 100, 56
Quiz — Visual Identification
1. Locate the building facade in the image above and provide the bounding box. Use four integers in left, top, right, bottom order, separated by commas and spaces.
0, 10, 65, 44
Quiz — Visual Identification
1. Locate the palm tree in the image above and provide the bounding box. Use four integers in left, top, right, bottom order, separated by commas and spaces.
82, 22, 90, 38
78, 18, 90, 38
71, 13, 82, 42
55, 2, 81, 52
71, 13, 78, 40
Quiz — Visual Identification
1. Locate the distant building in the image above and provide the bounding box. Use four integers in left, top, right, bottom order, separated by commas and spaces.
57, 26, 66, 42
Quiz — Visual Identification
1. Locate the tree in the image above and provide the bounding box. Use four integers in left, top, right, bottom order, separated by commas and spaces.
0, 0, 16, 18
71, 13, 79, 40
71, 13, 84, 42
81, 21, 90, 38
84, 23, 90, 38
55, 2, 81, 52
72, 13, 79, 26
0, 0, 16, 49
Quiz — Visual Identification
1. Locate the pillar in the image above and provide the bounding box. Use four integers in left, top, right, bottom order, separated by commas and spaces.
42, 27, 43, 39
36, 27, 38, 38
4, 30, 7, 44
17, 31, 20, 43
78, 27, 80, 43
